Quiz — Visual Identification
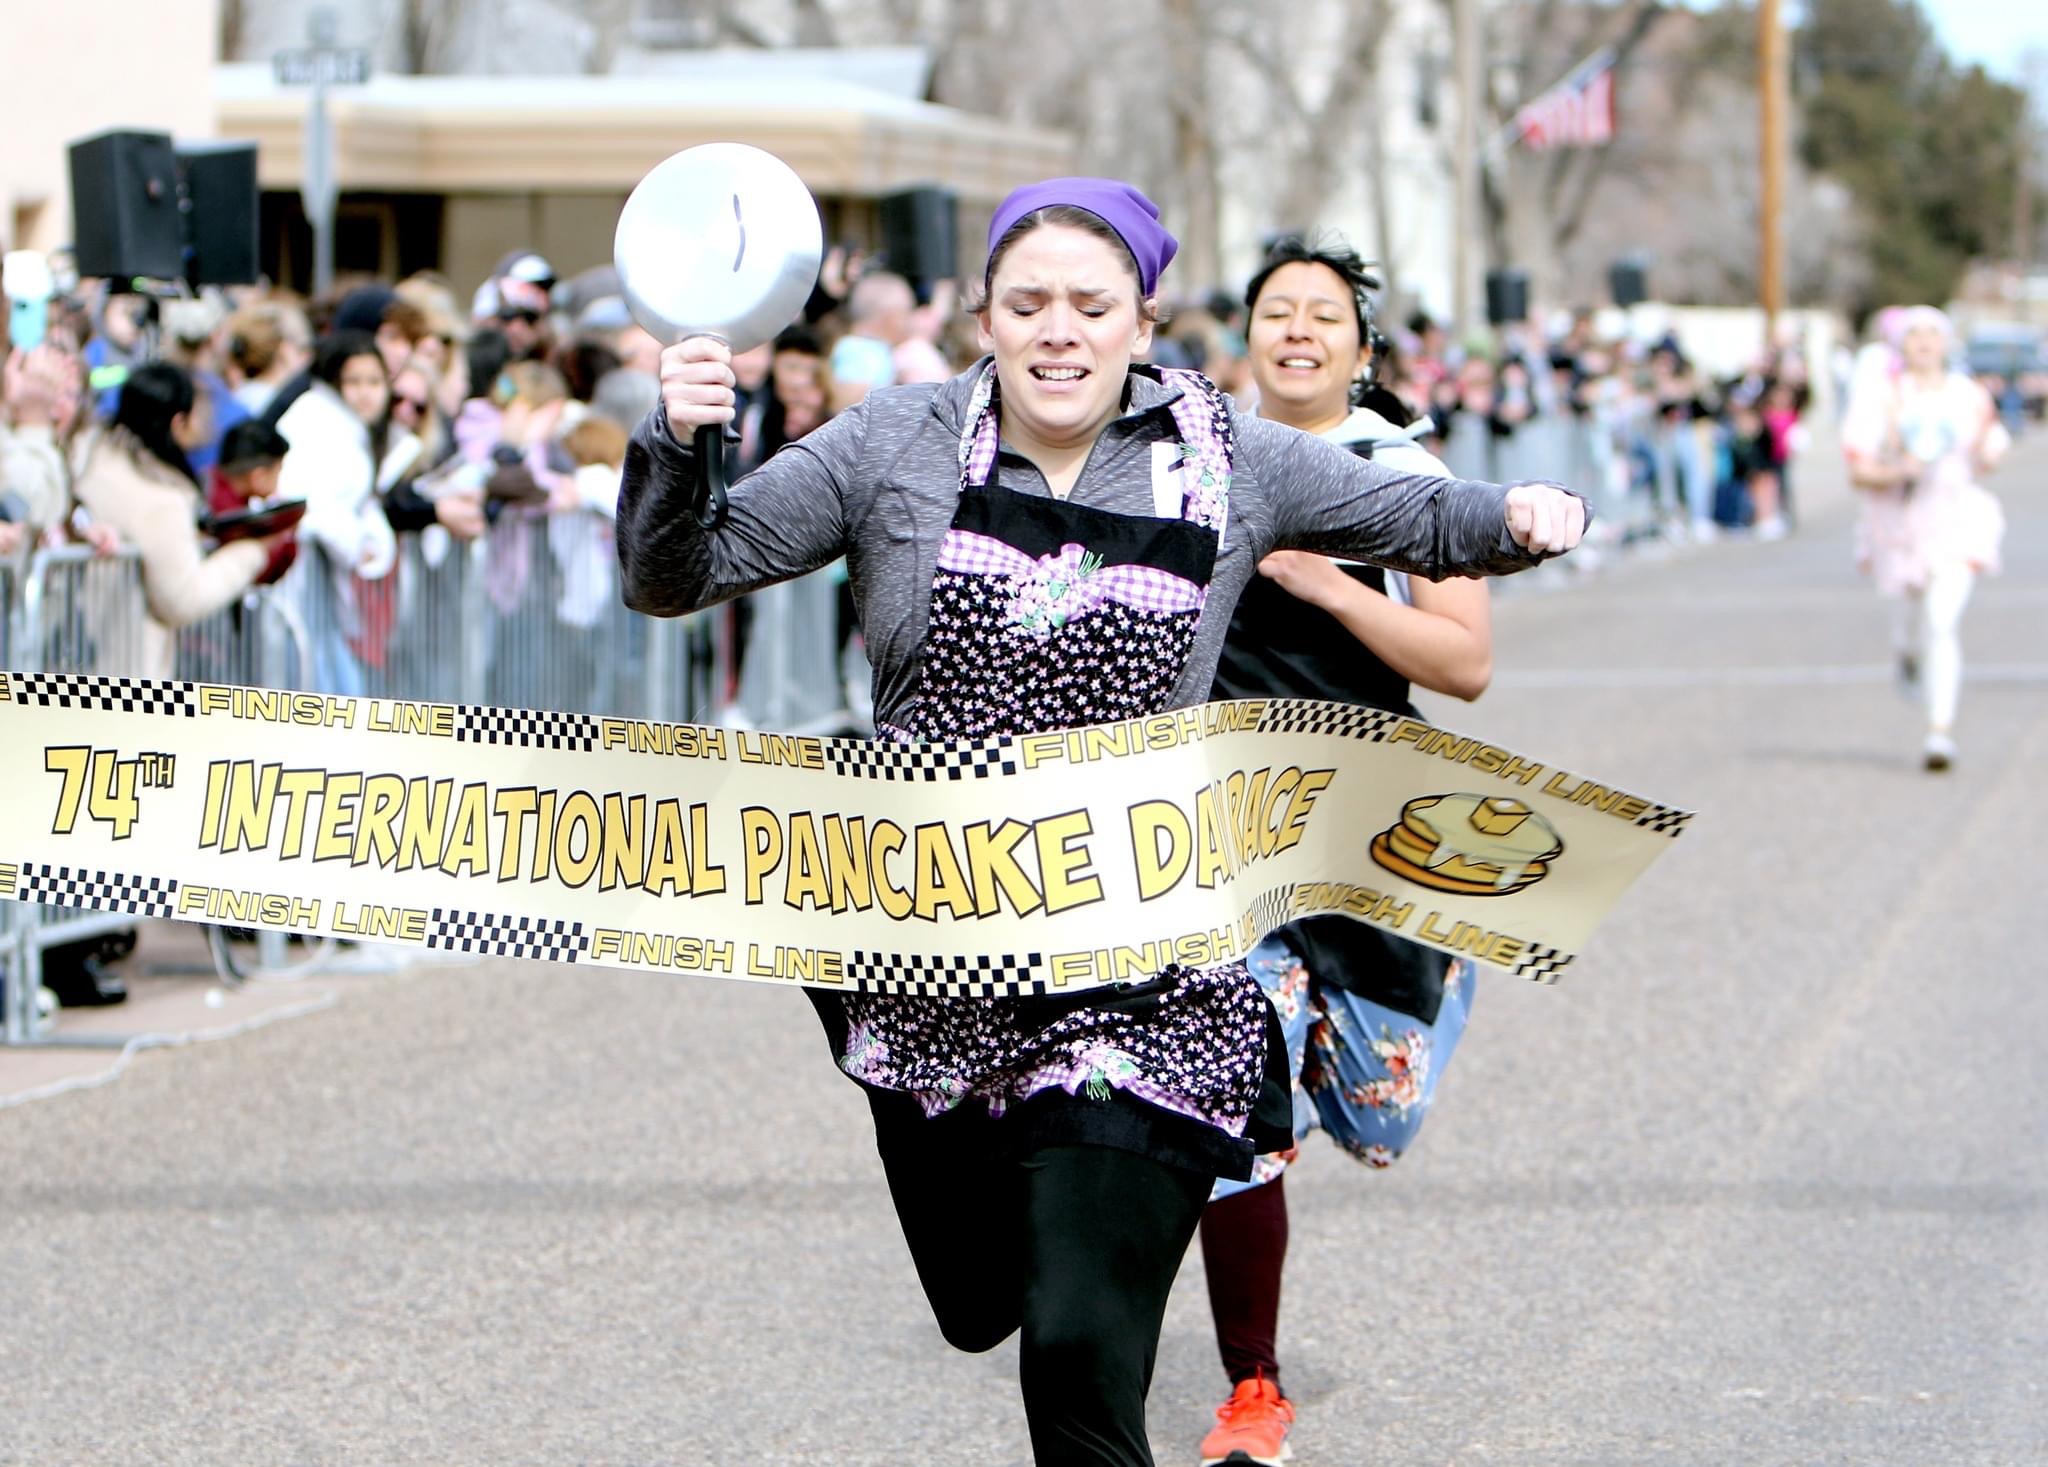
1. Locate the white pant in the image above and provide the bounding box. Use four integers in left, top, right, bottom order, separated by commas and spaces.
1895, 564, 1975, 732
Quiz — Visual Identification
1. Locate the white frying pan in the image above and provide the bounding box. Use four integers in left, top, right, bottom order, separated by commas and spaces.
614, 143, 824, 528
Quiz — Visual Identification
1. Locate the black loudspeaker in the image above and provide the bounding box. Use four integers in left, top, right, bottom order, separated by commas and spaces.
877, 185, 958, 286
1609, 259, 1648, 308
68, 130, 183, 281
177, 142, 260, 286
1485, 268, 1529, 325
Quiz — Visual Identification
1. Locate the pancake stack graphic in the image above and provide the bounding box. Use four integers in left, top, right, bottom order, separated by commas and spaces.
1370, 793, 1564, 896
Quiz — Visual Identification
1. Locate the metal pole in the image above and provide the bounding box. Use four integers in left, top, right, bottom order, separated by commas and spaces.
1759, 0, 1787, 347
1453, 0, 1483, 337
305, 6, 340, 296
309, 78, 333, 296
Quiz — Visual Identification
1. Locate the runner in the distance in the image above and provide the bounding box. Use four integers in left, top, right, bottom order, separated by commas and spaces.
1841, 305, 2008, 772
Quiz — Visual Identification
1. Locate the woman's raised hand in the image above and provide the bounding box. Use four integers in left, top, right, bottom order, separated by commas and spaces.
1503, 483, 1587, 556
660, 335, 737, 441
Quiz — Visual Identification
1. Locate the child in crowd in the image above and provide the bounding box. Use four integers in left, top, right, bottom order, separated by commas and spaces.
208, 420, 297, 584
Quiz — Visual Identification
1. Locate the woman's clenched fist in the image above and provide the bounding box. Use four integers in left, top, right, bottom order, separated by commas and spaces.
1503, 483, 1587, 556
660, 335, 738, 440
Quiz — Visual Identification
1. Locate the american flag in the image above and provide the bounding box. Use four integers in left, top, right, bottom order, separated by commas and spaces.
1514, 48, 1618, 150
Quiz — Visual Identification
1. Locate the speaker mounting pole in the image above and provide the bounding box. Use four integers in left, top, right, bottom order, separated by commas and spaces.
273, 7, 370, 295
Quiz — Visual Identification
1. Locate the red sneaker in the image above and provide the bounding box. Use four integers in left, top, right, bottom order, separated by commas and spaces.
1198, 1372, 1294, 1465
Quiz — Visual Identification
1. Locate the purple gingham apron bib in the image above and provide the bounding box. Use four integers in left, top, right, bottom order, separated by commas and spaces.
825, 367, 1274, 1154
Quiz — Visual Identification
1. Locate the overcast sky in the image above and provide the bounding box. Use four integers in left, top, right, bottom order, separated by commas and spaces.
1913, 1, 2048, 83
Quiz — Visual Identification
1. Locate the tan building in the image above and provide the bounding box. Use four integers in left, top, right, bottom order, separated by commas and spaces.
214, 49, 1073, 296
0, 0, 220, 256
5, 13, 1068, 302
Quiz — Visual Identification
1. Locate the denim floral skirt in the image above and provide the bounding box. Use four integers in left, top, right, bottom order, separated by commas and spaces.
1211, 931, 1477, 1201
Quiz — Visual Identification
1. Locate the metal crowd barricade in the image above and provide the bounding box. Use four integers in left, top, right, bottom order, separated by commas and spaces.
267, 516, 744, 726
387, 530, 489, 706
1441, 412, 1686, 540
1, 553, 23, 1040
735, 569, 853, 735
175, 579, 311, 690
1436, 414, 1499, 484
1, 545, 318, 1043
20, 543, 150, 682
4, 546, 151, 1042
0, 554, 18, 669
0, 512, 859, 1044
478, 509, 623, 715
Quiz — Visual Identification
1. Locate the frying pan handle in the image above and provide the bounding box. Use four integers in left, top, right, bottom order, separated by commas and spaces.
693, 422, 729, 530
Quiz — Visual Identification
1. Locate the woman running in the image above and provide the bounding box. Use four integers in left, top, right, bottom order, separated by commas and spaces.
1192, 235, 1493, 1467
1843, 306, 2008, 771
619, 179, 1586, 1467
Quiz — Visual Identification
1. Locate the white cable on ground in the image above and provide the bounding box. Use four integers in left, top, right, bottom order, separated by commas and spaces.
0, 985, 341, 1111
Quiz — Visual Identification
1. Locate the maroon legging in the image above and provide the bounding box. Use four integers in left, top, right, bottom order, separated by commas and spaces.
1197, 1175, 1289, 1393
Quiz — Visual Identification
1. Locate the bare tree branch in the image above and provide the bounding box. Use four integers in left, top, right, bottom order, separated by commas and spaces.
579, 0, 635, 73
391, 0, 466, 75
1164, 0, 1223, 286
785, 0, 839, 47
1549, 2, 1668, 252
1288, 0, 1394, 217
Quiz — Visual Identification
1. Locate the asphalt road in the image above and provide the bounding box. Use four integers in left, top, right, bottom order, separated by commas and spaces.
3, 435, 2044, 1467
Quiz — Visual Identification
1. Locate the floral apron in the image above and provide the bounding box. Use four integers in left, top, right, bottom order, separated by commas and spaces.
813, 366, 1284, 1178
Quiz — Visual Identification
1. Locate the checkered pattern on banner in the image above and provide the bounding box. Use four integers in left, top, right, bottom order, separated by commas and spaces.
8, 673, 195, 717
827, 737, 1018, 783
1633, 803, 1693, 838
13, 863, 179, 919
427, 908, 587, 963
1255, 702, 1405, 743
1243, 884, 1297, 945
1513, 944, 1573, 984
845, 949, 1045, 998
452, 705, 597, 751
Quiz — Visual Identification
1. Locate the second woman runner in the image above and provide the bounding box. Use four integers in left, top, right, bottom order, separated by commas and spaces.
1191, 234, 1494, 1467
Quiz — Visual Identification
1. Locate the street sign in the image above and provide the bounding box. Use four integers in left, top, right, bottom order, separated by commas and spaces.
273, 10, 372, 294
272, 48, 370, 89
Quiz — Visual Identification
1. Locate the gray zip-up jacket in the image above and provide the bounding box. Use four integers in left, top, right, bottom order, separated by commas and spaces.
620, 361, 1573, 730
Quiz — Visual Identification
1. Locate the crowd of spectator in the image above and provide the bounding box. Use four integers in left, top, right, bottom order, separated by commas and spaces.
0, 239, 1894, 713
1142, 291, 1826, 545
20, 236, 2039, 655
0, 237, 1029, 718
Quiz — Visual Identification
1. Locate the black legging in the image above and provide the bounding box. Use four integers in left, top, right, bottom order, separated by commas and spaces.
868, 1091, 1213, 1467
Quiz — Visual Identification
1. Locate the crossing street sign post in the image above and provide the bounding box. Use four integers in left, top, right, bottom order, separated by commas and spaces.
272, 7, 370, 294
272, 49, 371, 88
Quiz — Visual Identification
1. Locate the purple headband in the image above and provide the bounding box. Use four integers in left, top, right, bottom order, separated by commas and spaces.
985, 177, 1179, 296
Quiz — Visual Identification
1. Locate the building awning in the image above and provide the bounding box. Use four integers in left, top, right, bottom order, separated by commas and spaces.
213, 62, 1073, 204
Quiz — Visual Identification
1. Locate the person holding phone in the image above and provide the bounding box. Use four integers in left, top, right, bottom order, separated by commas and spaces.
71, 363, 288, 677
208, 420, 300, 585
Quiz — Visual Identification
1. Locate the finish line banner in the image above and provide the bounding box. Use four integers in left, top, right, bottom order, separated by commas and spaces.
0, 673, 1692, 992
